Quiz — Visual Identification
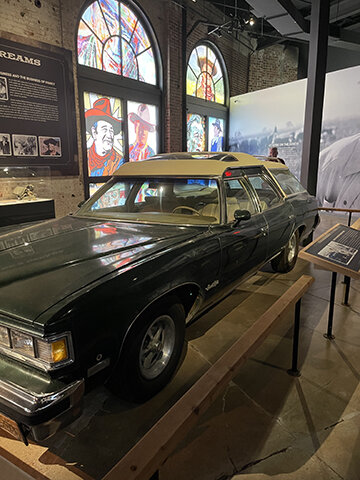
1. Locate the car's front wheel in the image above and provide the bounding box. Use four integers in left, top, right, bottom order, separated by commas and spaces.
109, 299, 185, 402
271, 230, 299, 273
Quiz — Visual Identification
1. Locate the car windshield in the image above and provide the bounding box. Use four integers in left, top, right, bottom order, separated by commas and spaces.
76, 177, 221, 225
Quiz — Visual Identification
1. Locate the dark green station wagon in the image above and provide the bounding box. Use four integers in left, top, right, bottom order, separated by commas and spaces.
0, 152, 319, 443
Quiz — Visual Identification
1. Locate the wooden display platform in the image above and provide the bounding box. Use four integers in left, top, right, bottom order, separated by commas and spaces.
0, 275, 314, 480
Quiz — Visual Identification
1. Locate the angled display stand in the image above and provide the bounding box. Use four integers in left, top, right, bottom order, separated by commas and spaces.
299, 222, 360, 338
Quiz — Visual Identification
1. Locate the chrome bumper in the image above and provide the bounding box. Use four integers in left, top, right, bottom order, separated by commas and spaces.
0, 378, 85, 441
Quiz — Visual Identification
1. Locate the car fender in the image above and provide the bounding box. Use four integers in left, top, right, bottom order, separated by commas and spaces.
116, 281, 203, 361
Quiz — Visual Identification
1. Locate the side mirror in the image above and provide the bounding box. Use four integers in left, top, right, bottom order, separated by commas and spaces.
233, 209, 251, 226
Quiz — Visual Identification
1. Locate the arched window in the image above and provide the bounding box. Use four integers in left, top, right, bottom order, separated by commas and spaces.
78, 1, 156, 85
77, 0, 162, 197
186, 42, 228, 152
186, 44, 225, 104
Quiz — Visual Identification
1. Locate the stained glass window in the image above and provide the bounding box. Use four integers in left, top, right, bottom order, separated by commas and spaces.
89, 183, 105, 197
83, 92, 124, 177
208, 117, 225, 152
186, 45, 225, 104
187, 113, 206, 152
127, 101, 158, 161
78, 0, 156, 85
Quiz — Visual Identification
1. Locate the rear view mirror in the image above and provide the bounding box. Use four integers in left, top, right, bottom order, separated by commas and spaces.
233, 209, 251, 226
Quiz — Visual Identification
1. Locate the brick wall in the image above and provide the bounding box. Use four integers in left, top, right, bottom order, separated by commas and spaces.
248, 44, 299, 92
0, 0, 255, 217
0, 0, 84, 217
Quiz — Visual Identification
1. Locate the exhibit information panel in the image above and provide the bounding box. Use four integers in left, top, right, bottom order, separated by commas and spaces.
0, 37, 77, 174
306, 225, 360, 273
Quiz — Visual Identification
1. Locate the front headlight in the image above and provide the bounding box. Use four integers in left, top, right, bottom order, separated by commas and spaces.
0, 325, 73, 371
11, 331, 34, 356
0, 326, 10, 347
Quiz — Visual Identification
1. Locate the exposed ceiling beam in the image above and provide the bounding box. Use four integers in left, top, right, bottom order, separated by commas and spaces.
246, 0, 360, 50
277, 0, 310, 32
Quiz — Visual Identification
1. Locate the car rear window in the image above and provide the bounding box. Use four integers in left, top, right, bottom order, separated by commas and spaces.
271, 169, 306, 195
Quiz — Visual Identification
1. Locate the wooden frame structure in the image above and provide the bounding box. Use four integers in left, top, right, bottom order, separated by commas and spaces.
0, 275, 314, 480
103, 275, 314, 480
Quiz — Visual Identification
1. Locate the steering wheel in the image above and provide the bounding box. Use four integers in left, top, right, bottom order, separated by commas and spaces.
172, 205, 201, 216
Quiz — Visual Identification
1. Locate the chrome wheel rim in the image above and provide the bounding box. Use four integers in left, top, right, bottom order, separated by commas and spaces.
139, 315, 176, 380
287, 233, 297, 263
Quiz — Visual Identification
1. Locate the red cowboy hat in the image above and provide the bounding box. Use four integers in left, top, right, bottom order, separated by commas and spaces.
85, 98, 122, 135
128, 104, 156, 132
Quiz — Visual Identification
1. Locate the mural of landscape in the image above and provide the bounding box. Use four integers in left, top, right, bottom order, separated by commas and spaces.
229, 65, 360, 202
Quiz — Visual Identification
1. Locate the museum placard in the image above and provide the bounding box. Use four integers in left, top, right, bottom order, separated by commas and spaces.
305, 224, 360, 273
0, 37, 77, 174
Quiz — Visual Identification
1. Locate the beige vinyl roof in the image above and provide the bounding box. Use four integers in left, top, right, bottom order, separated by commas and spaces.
114, 152, 288, 177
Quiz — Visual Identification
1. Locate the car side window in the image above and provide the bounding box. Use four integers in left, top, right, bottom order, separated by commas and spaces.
271, 169, 306, 195
248, 174, 282, 210
225, 178, 256, 221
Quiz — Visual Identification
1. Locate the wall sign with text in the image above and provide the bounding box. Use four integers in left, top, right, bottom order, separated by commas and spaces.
0, 37, 77, 174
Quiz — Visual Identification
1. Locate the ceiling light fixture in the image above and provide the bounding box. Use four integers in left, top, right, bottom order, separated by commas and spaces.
206, 15, 255, 37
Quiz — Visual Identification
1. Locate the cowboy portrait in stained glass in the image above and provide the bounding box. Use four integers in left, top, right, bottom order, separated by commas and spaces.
84, 95, 124, 176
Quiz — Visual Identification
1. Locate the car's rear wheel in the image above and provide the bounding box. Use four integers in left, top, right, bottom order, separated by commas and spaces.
108, 299, 185, 402
271, 230, 299, 273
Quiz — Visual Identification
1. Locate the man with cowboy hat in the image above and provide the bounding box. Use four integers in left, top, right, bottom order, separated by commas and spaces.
196, 56, 216, 101
128, 103, 156, 162
85, 97, 124, 176
43, 137, 60, 156
210, 118, 223, 152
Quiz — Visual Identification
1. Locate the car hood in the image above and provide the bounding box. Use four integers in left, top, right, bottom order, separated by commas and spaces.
0, 216, 200, 323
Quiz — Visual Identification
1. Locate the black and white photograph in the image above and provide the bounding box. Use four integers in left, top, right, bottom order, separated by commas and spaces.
318, 240, 358, 266
12, 134, 38, 156
229, 65, 360, 208
0, 134, 11, 156
0, 76, 8, 101
39, 136, 62, 157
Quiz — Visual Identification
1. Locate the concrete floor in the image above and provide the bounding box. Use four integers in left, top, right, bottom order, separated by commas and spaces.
1, 213, 360, 480
161, 213, 360, 480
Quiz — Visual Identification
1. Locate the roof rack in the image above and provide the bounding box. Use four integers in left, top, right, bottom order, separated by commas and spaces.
145, 152, 239, 162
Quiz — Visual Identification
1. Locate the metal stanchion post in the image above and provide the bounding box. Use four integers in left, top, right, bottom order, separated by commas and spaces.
288, 299, 301, 377
341, 211, 353, 305
342, 275, 351, 306
324, 271, 337, 340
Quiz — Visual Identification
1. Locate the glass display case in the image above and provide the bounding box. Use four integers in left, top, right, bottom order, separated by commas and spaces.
0, 167, 55, 228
